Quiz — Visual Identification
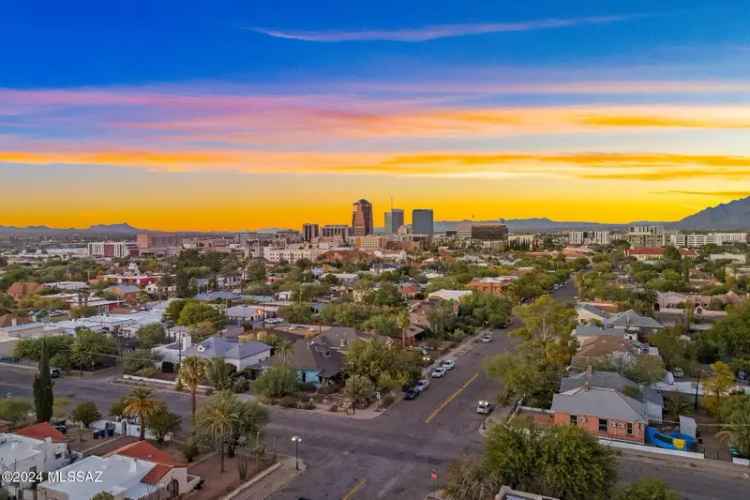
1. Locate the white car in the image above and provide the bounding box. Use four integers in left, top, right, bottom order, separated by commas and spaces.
414, 379, 430, 392
431, 367, 447, 378
480, 335, 492, 343
440, 359, 456, 370
476, 400, 494, 414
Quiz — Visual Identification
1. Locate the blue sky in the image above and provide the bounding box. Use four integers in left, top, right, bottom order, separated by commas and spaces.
4, 1, 749, 88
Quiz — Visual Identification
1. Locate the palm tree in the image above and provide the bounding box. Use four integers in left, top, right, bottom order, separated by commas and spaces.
398, 310, 411, 348
277, 340, 293, 365
206, 358, 234, 391
178, 356, 207, 423
123, 387, 160, 440
195, 391, 241, 473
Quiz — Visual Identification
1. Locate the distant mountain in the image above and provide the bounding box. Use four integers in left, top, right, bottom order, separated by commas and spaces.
434, 218, 630, 233
676, 196, 750, 230
86, 223, 140, 234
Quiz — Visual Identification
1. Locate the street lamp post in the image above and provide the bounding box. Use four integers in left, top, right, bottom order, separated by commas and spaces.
291, 435, 302, 471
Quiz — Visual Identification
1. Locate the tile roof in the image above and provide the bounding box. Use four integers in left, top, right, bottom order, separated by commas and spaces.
112, 440, 180, 466
14, 422, 66, 443
141, 463, 173, 485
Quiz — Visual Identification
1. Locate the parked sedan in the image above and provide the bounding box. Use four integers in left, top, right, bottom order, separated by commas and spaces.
480, 334, 493, 343
440, 359, 456, 370
404, 388, 420, 400
431, 366, 447, 378
414, 379, 430, 392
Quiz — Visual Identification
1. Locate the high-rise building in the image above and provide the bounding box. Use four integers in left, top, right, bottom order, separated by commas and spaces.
626, 226, 665, 247
302, 223, 319, 242
412, 209, 434, 236
87, 241, 130, 258
352, 199, 373, 236
384, 209, 404, 234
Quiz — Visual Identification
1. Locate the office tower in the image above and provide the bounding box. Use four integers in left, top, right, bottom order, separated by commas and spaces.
411, 209, 434, 236
321, 224, 351, 239
302, 223, 319, 242
384, 209, 404, 234
352, 199, 373, 236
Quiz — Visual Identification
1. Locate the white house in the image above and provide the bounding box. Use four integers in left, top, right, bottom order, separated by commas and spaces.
226, 304, 279, 323
39, 440, 198, 500
0, 423, 72, 498
153, 335, 271, 372
428, 289, 472, 302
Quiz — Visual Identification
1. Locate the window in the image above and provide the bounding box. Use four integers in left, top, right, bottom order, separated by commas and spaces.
570, 415, 577, 426
627, 423, 633, 435
54, 452, 62, 459
598, 419, 608, 432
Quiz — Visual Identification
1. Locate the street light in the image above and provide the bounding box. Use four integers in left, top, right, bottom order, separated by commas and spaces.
291, 435, 302, 471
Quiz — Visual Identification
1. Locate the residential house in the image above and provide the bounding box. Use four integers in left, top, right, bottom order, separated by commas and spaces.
104, 284, 141, 304
560, 371, 663, 423
153, 335, 271, 372
39, 440, 198, 500
467, 276, 517, 296
0, 423, 72, 498
575, 303, 610, 324
268, 338, 344, 387
551, 385, 648, 443
226, 304, 279, 324
605, 309, 663, 333
427, 289, 472, 302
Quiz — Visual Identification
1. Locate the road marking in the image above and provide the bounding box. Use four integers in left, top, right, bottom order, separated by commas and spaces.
342, 479, 367, 500
425, 372, 479, 424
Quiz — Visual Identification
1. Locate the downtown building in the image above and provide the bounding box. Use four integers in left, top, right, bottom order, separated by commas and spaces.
87, 241, 131, 258
384, 209, 405, 234
411, 209, 434, 237
669, 232, 748, 248
456, 221, 508, 241
351, 199, 374, 236
302, 223, 320, 242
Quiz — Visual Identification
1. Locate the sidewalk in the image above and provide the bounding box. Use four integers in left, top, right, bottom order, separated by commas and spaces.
232, 456, 305, 500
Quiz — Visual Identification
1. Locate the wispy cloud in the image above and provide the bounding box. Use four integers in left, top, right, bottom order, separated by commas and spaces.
657, 190, 750, 197
250, 15, 635, 43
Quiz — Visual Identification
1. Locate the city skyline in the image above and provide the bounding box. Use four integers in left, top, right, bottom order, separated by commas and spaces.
3, 2, 750, 230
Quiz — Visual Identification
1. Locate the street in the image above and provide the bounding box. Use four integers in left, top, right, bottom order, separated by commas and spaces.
1, 282, 748, 499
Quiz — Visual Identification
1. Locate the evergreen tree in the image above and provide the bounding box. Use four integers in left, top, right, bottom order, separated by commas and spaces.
33, 338, 54, 422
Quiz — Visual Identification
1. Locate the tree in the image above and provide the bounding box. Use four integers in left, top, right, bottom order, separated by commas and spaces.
253, 366, 299, 398
71, 401, 101, 428
194, 391, 240, 473
69, 328, 118, 370
718, 395, 750, 458
483, 353, 559, 407
136, 323, 166, 349
614, 478, 679, 500
177, 301, 225, 327
0, 398, 32, 428
33, 337, 54, 422
146, 402, 181, 443
513, 296, 576, 369
206, 358, 236, 391
91, 493, 115, 500
178, 356, 208, 422
344, 375, 375, 413
344, 339, 420, 390
481, 423, 617, 500
279, 302, 314, 323
624, 355, 666, 385
703, 361, 735, 415
164, 299, 189, 323
362, 314, 400, 338
189, 320, 217, 342
427, 300, 457, 338
123, 387, 160, 440
443, 457, 500, 500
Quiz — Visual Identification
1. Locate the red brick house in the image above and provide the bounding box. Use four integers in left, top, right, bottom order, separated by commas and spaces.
550, 385, 647, 443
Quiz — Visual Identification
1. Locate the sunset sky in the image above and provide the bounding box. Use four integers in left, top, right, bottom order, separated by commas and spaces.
3, 1, 750, 231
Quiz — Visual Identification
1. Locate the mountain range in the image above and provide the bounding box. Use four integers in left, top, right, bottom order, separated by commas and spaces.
3, 196, 750, 237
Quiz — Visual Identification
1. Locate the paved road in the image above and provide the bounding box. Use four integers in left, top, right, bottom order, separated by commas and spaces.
2, 281, 748, 499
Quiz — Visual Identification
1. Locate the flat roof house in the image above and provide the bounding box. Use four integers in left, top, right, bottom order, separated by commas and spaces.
38, 440, 198, 500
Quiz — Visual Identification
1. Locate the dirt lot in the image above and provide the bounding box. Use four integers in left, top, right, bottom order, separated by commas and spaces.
188, 452, 275, 498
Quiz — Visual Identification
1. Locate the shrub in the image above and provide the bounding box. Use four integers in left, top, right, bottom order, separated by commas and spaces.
379, 394, 395, 409
181, 439, 200, 462
328, 403, 339, 413
232, 378, 250, 393
280, 395, 299, 408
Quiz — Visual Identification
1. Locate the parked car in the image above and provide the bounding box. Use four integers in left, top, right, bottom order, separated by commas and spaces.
404, 388, 420, 400
440, 359, 456, 370
476, 400, 494, 414
50, 368, 62, 378
414, 379, 430, 392
431, 366, 447, 378
480, 334, 492, 343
